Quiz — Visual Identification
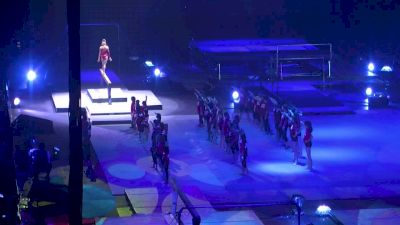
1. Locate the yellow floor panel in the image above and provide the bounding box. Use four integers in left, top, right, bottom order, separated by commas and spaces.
117, 207, 133, 217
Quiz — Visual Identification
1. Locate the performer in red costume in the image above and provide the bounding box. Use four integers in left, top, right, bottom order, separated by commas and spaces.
97, 38, 113, 104
97, 38, 112, 72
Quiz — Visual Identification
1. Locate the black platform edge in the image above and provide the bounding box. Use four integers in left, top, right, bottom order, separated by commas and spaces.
302, 110, 355, 116
92, 119, 131, 125
91, 98, 128, 103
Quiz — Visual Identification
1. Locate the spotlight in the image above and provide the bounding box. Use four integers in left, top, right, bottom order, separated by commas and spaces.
316, 204, 331, 216
316, 204, 344, 225
381, 65, 393, 72
145, 61, 155, 67
367, 63, 375, 72
27, 70, 37, 81
365, 87, 373, 96
13, 97, 21, 106
154, 68, 161, 77
232, 91, 239, 100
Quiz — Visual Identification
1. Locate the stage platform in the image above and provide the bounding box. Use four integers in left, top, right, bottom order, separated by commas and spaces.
52, 88, 162, 124
87, 88, 127, 103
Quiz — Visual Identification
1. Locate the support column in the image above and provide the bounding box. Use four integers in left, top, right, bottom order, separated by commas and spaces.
0, 2, 29, 223
0, 70, 18, 225
67, 0, 83, 224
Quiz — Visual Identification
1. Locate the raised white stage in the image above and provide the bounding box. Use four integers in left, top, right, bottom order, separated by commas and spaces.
87, 88, 127, 103
52, 88, 162, 124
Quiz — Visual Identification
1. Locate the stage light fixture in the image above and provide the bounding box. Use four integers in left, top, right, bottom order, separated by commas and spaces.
381, 65, 393, 72
154, 68, 161, 77
27, 70, 37, 81
316, 204, 331, 216
145, 61, 155, 67
367, 63, 375, 72
365, 87, 373, 96
13, 97, 21, 106
232, 91, 239, 100
52, 147, 61, 160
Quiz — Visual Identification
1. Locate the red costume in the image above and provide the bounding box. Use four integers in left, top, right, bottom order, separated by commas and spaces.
100, 47, 110, 61
304, 127, 313, 147
223, 119, 230, 136
197, 101, 205, 116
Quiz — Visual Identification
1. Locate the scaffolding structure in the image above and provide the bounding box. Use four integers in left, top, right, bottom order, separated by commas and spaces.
275, 43, 333, 83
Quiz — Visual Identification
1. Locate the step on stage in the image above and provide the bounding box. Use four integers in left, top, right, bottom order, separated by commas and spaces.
52, 88, 162, 125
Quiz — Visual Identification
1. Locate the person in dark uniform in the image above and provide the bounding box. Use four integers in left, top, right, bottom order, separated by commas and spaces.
151, 113, 163, 149
162, 145, 170, 184
222, 112, 231, 151
230, 115, 241, 161
130, 96, 136, 129
240, 131, 248, 174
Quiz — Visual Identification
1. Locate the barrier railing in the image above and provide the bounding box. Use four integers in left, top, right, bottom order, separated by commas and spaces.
275, 43, 333, 83
177, 201, 297, 225
169, 178, 201, 225
177, 201, 344, 225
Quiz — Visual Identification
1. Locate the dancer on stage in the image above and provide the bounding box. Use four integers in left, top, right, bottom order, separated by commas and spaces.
97, 38, 112, 104
97, 38, 112, 71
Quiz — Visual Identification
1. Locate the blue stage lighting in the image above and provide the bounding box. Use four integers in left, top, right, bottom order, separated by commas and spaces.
27, 70, 37, 81
13, 97, 21, 106
365, 87, 373, 96
232, 91, 239, 100
154, 68, 161, 77
368, 63, 375, 72
316, 205, 331, 216
145, 61, 155, 67
381, 65, 393, 72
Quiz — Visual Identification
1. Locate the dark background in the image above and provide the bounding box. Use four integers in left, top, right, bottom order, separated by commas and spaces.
3, 0, 400, 89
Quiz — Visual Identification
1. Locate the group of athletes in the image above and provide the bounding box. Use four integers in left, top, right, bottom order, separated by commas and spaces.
196, 91, 249, 174
196, 88, 314, 172
238, 88, 314, 170
130, 97, 170, 183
